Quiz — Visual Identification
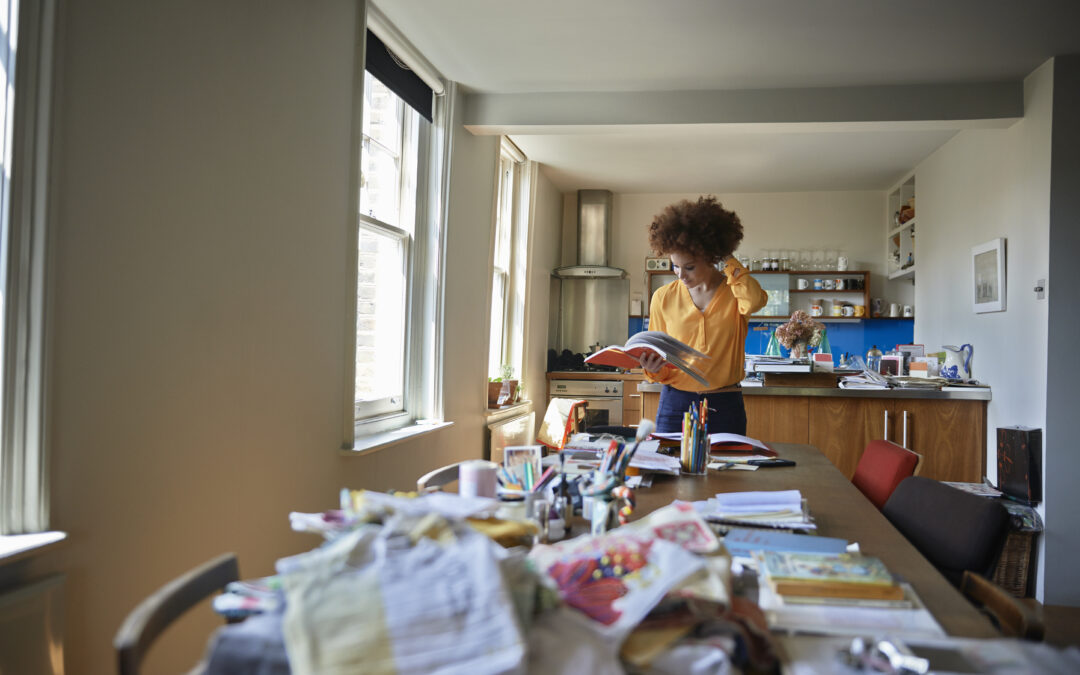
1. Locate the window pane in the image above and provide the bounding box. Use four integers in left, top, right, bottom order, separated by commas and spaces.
360, 136, 401, 225
356, 228, 406, 414
362, 71, 401, 154
488, 271, 505, 378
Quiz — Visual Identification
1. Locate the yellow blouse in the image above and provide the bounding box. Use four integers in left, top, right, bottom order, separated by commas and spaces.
646, 259, 767, 391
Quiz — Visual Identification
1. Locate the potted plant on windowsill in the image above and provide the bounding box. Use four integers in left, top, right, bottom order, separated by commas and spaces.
488, 365, 519, 408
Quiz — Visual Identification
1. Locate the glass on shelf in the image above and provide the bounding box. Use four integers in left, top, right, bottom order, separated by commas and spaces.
799, 249, 812, 271
812, 249, 825, 270
825, 249, 838, 271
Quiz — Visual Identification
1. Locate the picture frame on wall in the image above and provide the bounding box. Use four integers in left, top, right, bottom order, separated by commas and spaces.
972, 237, 1007, 313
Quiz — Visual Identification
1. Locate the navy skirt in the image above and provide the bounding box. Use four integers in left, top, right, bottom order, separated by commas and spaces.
655, 385, 747, 436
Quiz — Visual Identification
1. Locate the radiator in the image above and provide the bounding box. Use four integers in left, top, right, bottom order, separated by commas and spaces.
0, 575, 64, 674
486, 410, 535, 464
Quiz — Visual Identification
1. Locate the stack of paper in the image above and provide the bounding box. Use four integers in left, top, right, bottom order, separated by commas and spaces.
693, 490, 815, 530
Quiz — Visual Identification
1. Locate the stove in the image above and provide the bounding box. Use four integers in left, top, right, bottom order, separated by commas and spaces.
547, 349, 620, 373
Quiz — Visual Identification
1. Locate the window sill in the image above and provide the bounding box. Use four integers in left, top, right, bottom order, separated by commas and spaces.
484, 401, 533, 423
343, 419, 454, 457
0, 531, 67, 567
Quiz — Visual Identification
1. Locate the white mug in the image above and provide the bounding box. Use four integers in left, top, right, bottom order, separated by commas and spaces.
796, 278, 809, 290
841, 304, 854, 317
823, 279, 835, 290
458, 460, 498, 498
903, 305, 914, 317
837, 256, 849, 272
889, 303, 900, 317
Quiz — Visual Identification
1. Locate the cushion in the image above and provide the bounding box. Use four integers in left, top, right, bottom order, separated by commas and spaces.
883, 476, 1010, 586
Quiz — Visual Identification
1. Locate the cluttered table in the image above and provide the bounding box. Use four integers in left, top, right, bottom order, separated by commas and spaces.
631, 442, 998, 639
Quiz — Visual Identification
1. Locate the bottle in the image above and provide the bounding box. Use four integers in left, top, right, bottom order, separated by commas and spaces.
866, 345, 883, 373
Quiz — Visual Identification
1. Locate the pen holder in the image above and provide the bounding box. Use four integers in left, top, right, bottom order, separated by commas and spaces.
680, 438, 708, 475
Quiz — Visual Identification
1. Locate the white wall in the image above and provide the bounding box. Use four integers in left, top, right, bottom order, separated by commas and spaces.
912, 61, 1053, 598
37, 1, 502, 671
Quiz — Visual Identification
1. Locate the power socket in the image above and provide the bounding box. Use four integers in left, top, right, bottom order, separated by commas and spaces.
1035, 278, 1046, 300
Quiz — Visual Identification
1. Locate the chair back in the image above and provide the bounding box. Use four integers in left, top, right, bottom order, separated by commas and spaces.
883, 476, 1009, 586
114, 553, 239, 675
851, 439, 922, 509
961, 571, 1045, 640
416, 461, 465, 493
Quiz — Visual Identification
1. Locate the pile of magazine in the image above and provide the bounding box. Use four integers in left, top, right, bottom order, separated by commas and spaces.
838, 355, 889, 390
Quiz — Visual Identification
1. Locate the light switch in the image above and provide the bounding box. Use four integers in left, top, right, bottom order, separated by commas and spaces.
1035, 278, 1046, 300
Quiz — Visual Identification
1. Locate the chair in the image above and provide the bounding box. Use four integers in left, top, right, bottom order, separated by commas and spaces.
882, 476, 1009, 587
960, 570, 1045, 640
851, 439, 923, 509
416, 461, 465, 493
114, 553, 240, 675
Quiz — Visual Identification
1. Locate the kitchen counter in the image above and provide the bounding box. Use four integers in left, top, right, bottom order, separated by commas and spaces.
548, 370, 992, 400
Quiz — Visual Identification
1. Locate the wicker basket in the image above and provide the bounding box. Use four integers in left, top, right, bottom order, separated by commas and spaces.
992, 530, 1035, 597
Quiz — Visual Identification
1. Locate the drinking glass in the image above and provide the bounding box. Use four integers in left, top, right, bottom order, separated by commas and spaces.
812, 249, 825, 270
799, 249, 813, 271
825, 249, 838, 271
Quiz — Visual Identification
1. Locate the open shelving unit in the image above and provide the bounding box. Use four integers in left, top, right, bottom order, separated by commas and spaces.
749, 270, 870, 320
888, 174, 916, 281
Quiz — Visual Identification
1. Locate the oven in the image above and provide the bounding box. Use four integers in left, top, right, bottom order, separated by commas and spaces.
549, 379, 623, 428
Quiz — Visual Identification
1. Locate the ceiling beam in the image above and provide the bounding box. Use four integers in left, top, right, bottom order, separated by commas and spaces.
463, 82, 1022, 133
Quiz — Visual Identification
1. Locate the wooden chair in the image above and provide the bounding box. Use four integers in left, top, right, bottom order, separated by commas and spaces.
883, 476, 1010, 587
961, 570, 1045, 640
416, 461, 466, 493
851, 439, 923, 509
114, 553, 239, 675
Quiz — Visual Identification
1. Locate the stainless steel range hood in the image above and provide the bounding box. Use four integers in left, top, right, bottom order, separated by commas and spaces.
552, 189, 629, 354
553, 190, 627, 279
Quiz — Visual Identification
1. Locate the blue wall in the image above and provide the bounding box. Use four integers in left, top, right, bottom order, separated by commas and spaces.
628, 317, 914, 363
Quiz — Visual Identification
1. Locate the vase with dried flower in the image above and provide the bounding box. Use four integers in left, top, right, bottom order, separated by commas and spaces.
775, 310, 825, 360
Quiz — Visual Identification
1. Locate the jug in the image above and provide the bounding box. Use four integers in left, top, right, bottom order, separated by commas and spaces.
941, 344, 973, 380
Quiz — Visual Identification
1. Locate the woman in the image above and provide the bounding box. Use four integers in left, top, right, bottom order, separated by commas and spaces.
638, 196, 767, 435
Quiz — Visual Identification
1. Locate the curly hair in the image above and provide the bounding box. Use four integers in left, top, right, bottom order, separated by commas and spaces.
647, 196, 744, 264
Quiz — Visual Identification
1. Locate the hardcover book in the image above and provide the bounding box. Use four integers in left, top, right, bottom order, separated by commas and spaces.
757, 551, 903, 600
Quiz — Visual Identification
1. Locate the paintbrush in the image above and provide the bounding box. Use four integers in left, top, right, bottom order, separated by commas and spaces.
616, 418, 655, 477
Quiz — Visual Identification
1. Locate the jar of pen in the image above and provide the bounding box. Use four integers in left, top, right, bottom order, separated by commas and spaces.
680, 399, 709, 475
581, 420, 654, 535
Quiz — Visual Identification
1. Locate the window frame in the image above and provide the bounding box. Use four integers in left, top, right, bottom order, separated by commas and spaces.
344, 18, 449, 449
486, 139, 531, 387
0, 0, 56, 536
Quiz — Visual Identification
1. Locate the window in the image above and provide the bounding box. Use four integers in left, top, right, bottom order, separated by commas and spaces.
350, 25, 446, 442
487, 140, 531, 385
354, 71, 421, 421
0, 0, 55, 535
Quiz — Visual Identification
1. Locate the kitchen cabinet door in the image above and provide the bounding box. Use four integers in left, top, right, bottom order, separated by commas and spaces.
745, 396, 809, 444
623, 388, 642, 427
808, 397, 896, 479
893, 399, 986, 482
641, 391, 660, 423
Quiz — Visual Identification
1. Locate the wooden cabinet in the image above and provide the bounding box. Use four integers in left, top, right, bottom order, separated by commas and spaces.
623, 387, 642, 427
891, 399, 985, 482
749, 270, 871, 320
748, 394, 986, 482
641, 389, 659, 422
745, 395, 809, 444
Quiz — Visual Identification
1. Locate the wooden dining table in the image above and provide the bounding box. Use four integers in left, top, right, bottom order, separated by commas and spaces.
629, 442, 999, 638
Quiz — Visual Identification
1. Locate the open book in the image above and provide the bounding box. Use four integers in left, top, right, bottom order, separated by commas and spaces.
584, 331, 710, 386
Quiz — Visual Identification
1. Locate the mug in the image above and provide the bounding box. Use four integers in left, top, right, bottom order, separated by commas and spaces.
889, 302, 900, 317
796, 278, 809, 290
813, 278, 823, 290
837, 256, 849, 271
810, 302, 824, 317
823, 279, 835, 290
903, 305, 914, 317
853, 304, 866, 317
830, 303, 843, 317
834, 278, 845, 290
841, 304, 854, 317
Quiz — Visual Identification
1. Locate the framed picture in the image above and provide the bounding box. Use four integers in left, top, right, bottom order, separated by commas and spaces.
880, 354, 903, 376
972, 238, 1006, 313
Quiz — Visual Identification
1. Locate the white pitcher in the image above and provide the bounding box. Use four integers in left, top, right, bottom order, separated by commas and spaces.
941, 344, 973, 380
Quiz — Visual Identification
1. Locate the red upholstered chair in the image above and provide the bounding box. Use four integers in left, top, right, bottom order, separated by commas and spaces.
851, 439, 922, 509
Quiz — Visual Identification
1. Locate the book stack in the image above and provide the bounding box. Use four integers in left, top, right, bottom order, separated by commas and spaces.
695, 489, 815, 531
757, 551, 903, 601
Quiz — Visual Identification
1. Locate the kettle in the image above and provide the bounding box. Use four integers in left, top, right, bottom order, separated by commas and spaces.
941, 344, 973, 380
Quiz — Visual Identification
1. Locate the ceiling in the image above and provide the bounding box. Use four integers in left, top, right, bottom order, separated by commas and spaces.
374, 0, 1080, 193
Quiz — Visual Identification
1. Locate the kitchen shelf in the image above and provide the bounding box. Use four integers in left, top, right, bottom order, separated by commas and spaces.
889, 265, 916, 281
889, 218, 916, 238
790, 289, 865, 293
